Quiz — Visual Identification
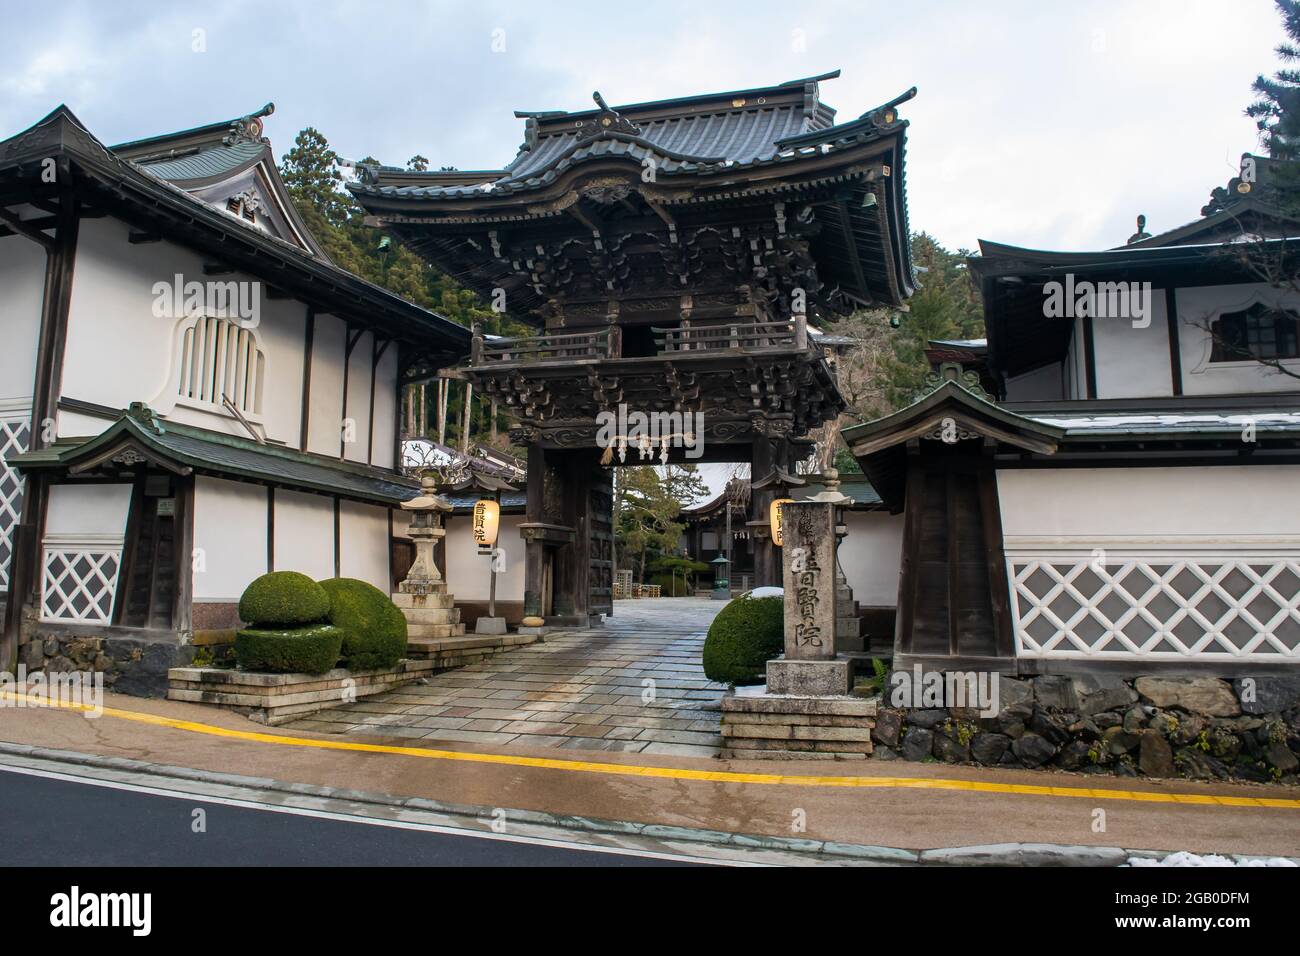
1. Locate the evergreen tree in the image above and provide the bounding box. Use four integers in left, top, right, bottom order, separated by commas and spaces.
1249, 0, 1300, 162
834, 233, 984, 420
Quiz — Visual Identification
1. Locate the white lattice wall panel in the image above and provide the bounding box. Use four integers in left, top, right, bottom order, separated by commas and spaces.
1008, 554, 1300, 660
40, 546, 122, 624
0, 416, 31, 590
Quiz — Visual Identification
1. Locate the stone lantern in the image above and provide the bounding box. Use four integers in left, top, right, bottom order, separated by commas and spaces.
710, 554, 730, 600
398, 474, 453, 595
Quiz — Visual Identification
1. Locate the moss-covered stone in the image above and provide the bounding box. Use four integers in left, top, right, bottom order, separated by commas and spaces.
318, 577, 408, 671
234, 625, 344, 675
702, 595, 784, 686
238, 571, 330, 627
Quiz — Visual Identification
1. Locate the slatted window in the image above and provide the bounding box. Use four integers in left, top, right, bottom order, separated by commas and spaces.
177, 315, 265, 418
1210, 302, 1300, 362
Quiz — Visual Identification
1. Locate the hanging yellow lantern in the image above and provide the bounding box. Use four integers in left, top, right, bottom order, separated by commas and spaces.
770, 498, 795, 547
473, 499, 500, 549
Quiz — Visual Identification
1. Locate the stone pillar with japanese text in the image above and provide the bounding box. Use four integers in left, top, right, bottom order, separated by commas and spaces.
768, 500, 852, 696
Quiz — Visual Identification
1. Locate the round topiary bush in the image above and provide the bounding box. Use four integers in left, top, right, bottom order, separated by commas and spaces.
238, 571, 330, 627
234, 624, 344, 675
318, 577, 408, 671
702, 595, 784, 686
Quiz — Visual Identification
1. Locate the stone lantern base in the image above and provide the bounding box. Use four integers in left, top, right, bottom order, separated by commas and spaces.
392, 583, 466, 640
720, 693, 876, 760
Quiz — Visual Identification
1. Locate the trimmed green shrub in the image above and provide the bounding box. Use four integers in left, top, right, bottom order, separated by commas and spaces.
649, 573, 691, 597
702, 595, 784, 686
234, 625, 344, 675
238, 571, 330, 627
318, 577, 408, 671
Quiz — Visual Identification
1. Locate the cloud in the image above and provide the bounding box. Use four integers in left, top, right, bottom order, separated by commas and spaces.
0, 0, 1286, 251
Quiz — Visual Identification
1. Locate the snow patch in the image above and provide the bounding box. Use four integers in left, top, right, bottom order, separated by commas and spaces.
1129, 851, 1297, 867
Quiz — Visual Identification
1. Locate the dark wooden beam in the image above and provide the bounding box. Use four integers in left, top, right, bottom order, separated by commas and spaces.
978, 446, 1015, 657
0, 205, 55, 252
894, 442, 925, 658
172, 475, 195, 636
1082, 315, 1098, 399
3, 174, 78, 665
945, 469, 960, 657
267, 486, 276, 572
1165, 286, 1183, 397
333, 497, 342, 578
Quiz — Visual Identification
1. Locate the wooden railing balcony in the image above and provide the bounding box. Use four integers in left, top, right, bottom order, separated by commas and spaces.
471, 327, 619, 365
468, 315, 813, 367
654, 315, 809, 354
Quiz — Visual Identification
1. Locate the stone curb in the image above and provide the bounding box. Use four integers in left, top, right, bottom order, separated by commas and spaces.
0, 742, 1289, 867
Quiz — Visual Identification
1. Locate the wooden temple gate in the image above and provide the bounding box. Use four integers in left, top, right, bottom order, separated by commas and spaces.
349, 73, 917, 625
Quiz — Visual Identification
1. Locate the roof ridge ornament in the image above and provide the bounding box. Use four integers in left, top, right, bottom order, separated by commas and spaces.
912, 362, 992, 403
1127, 213, 1152, 245
224, 103, 275, 147
124, 402, 164, 434
575, 92, 642, 143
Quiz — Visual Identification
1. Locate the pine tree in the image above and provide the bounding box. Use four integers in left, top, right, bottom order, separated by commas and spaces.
1249, 0, 1300, 161
280, 128, 350, 227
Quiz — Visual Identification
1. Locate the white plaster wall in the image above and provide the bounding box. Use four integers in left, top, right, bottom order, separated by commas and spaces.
338, 499, 390, 590
343, 330, 373, 464
370, 344, 398, 468
1176, 282, 1300, 395
1005, 363, 1065, 402
192, 476, 268, 601
44, 483, 132, 538
839, 510, 905, 608
0, 232, 46, 404
60, 217, 306, 445
997, 465, 1300, 547
273, 489, 335, 581
443, 513, 525, 601
307, 313, 346, 457
1091, 291, 1174, 399
56, 409, 114, 439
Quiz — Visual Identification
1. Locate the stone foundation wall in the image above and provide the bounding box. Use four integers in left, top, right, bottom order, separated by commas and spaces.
873, 674, 1300, 784
17, 625, 195, 698
168, 660, 437, 725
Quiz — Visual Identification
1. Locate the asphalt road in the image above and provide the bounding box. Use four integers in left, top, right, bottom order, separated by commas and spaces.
0, 768, 697, 867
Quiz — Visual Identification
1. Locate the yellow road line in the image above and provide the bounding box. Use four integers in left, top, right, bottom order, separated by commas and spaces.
3, 690, 1298, 809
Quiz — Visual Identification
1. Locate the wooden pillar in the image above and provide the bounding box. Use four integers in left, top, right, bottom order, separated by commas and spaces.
437, 379, 447, 445
3, 184, 79, 670
460, 380, 473, 453
750, 434, 779, 588
522, 443, 547, 618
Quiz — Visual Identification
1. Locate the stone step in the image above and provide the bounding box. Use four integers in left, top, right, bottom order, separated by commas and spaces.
406, 623, 467, 639
401, 606, 461, 625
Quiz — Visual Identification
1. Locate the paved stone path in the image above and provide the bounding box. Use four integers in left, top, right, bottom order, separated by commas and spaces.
285, 598, 729, 757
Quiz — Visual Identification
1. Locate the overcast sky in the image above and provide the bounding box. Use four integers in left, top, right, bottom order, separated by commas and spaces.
0, 0, 1285, 251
